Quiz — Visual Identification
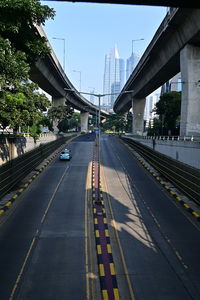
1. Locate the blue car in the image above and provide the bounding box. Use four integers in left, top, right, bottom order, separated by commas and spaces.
59, 148, 72, 160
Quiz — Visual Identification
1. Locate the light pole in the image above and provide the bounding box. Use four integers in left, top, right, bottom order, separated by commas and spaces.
132, 38, 144, 54
64, 88, 134, 202
52, 37, 66, 72
73, 70, 82, 91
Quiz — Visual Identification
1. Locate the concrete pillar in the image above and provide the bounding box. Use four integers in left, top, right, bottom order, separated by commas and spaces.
51, 97, 66, 133
80, 112, 89, 133
52, 97, 65, 107
180, 45, 200, 137
132, 98, 146, 135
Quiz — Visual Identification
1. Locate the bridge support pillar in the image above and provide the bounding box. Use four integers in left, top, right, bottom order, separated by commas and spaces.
52, 97, 66, 133
180, 45, 200, 137
132, 98, 145, 135
80, 112, 89, 133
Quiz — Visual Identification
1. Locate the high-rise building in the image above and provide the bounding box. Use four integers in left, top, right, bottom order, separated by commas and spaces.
126, 52, 141, 81
103, 45, 124, 110
144, 90, 160, 128
160, 72, 182, 95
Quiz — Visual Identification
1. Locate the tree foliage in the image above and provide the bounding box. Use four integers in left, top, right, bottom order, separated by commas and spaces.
102, 113, 127, 132
0, 82, 51, 131
0, 0, 55, 64
48, 105, 74, 132
0, 0, 55, 133
151, 91, 181, 135
154, 91, 181, 129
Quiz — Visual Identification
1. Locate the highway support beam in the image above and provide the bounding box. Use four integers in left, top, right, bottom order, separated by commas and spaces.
132, 98, 145, 135
180, 45, 200, 137
52, 97, 66, 133
80, 112, 89, 133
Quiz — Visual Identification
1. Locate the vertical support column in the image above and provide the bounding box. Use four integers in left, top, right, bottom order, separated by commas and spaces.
80, 112, 89, 133
180, 45, 200, 137
132, 98, 146, 135
51, 97, 66, 133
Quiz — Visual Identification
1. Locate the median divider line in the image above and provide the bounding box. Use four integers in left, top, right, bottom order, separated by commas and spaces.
92, 147, 120, 300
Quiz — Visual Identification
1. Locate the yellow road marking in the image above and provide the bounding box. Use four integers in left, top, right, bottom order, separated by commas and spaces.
107, 244, 112, 253
97, 245, 102, 254
110, 263, 116, 275
105, 229, 109, 237
192, 211, 200, 218
102, 165, 135, 300
102, 290, 109, 300
114, 288, 120, 300
99, 264, 105, 276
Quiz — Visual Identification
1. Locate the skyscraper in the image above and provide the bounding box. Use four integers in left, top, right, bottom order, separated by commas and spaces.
126, 52, 141, 81
103, 45, 124, 110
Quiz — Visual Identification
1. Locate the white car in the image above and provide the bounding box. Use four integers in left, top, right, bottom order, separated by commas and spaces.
59, 149, 72, 160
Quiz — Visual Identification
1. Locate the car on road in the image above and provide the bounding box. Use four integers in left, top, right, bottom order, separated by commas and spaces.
59, 148, 72, 161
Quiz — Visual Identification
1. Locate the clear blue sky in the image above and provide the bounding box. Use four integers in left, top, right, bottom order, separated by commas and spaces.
41, 1, 167, 100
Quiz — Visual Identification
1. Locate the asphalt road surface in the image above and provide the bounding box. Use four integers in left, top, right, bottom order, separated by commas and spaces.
0, 133, 199, 300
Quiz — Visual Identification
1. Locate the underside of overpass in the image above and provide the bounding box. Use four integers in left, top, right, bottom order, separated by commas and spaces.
43, 0, 200, 9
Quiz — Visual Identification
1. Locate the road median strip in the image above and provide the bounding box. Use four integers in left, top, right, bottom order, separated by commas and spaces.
92, 145, 120, 300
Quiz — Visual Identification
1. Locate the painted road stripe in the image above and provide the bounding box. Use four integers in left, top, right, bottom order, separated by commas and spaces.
107, 244, 112, 253
97, 245, 102, 254
99, 264, 105, 276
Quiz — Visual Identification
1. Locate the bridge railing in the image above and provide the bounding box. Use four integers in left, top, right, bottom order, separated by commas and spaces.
125, 134, 200, 142
120, 136, 200, 206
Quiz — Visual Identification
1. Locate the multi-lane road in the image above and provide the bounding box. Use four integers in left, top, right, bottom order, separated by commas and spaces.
0, 133, 199, 300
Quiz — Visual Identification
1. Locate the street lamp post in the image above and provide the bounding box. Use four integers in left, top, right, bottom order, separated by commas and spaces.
73, 70, 82, 91
52, 37, 66, 72
132, 38, 144, 54
64, 88, 134, 203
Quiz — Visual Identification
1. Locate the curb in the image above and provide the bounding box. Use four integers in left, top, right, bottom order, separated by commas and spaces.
124, 143, 200, 223
0, 136, 77, 217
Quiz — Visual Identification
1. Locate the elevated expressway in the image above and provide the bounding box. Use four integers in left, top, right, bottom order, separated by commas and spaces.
114, 8, 200, 137
29, 25, 109, 132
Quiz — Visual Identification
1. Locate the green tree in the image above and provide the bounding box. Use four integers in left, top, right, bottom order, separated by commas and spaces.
102, 113, 127, 133
153, 91, 181, 135
0, 0, 55, 64
47, 105, 74, 132
68, 112, 81, 131
0, 0, 54, 134
0, 82, 51, 131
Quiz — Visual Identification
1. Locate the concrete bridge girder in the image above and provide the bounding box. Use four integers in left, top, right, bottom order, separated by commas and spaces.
80, 112, 89, 133
132, 98, 146, 135
180, 44, 200, 136
114, 9, 200, 136
51, 97, 66, 133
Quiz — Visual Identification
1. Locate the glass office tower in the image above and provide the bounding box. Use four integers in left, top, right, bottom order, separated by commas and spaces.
103, 45, 124, 110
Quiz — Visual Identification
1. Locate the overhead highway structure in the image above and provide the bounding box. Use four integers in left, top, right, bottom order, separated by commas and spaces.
114, 8, 200, 137
29, 25, 109, 132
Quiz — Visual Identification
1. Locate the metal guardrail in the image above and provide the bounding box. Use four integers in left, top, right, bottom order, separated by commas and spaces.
0, 135, 76, 200
121, 137, 200, 206
131, 135, 200, 142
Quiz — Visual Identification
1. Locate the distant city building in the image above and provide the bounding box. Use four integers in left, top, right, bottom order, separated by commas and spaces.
126, 52, 141, 81
144, 90, 160, 128
161, 72, 182, 95
103, 45, 124, 110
